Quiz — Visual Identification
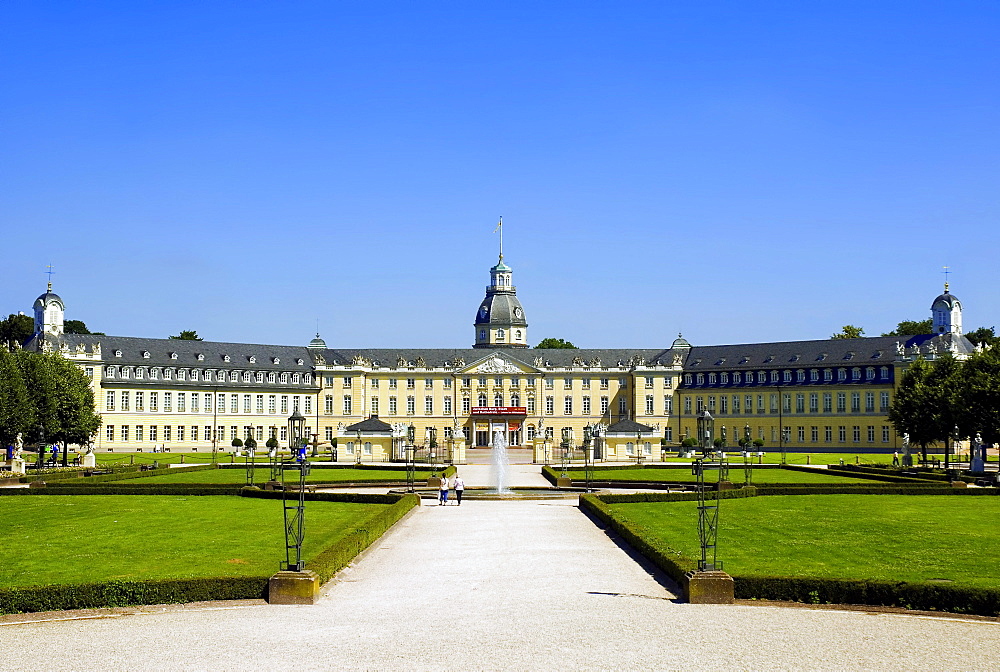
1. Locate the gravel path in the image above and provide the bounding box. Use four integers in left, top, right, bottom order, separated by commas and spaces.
2, 468, 999, 670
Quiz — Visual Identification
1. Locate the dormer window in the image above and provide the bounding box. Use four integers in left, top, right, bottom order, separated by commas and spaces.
296, 359, 304, 366
249, 356, 256, 364
783, 370, 792, 382
170, 352, 178, 360
273, 357, 280, 364
142, 351, 150, 358
844, 352, 855, 360
197, 354, 204, 361
223, 355, 230, 362
115, 350, 122, 358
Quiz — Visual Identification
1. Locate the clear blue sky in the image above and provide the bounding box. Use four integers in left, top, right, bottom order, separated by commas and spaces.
2, 2, 998, 348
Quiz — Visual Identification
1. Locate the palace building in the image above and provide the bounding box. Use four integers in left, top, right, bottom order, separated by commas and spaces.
24, 251, 977, 463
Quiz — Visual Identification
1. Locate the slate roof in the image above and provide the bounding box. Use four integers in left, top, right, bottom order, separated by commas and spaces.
344, 416, 393, 433
606, 418, 655, 434
322, 347, 679, 370
43, 333, 316, 370
475, 292, 528, 326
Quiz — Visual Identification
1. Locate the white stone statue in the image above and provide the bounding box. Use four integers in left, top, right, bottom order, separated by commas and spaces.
927, 341, 937, 354
910, 343, 920, 356
896, 341, 904, 356
452, 417, 465, 439
13, 433, 23, 460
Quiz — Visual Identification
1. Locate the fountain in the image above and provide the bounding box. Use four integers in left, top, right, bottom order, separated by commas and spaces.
490, 429, 510, 494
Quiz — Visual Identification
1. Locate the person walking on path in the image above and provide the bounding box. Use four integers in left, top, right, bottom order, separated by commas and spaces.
438, 473, 449, 505
452, 473, 465, 506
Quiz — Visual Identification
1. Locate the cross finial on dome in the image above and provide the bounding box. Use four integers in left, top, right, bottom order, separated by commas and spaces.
943, 265, 950, 293
45, 264, 54, 292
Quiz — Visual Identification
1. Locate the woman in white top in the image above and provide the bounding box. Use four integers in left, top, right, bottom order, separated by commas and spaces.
452, 474, 465, 506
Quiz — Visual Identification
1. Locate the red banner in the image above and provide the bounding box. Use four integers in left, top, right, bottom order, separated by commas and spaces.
470, 406, 526, 416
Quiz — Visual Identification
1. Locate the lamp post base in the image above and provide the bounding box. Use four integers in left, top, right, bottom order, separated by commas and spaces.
268, 570, 320, 605
684, 570, 735, 604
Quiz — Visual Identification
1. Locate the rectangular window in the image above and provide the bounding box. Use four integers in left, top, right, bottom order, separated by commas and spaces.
582, 378, 591, 389
545, 378, 554, 390
370, 378, 379, 389
696, 397, 704, 412
810, 426, 818, 442
389, 396, 398, 415
564, 378, 572, 390
462, 397, 470, 414
852, 426, 861, 442
135, 425, 143, 442
645, 376, 654, 389
204, 426, 211, 441
769, 394, 778, 414
230, 395, 238, 413
732, 395, 740, 414
823, 393, 832, 413
240, 394, 248, 414
371, 397, 380, 415
325, 427, 334, 441
461, 378, 469, 388
407, 379, 416, 389
443, 396, 452, 415
882, 425, 890, 442
809, 393, 818, 413
444, 378, 452, 389
325, 395, 333, 414
122, 425, 130, 442
302, 397, 311, 414
782, 393, 791, 413
825, 426, 832, 442
164, 393, 172, 412
425, 396, 433, 415
880, 391, 890, 411
280, 426, 287, 442
150, 426, 158, 442
683, 397, 692, 414
708, 396, 716, 412
546, 396, 554, 414
406, 396, 415, 414
745, 395, 753, 414
425, 378, 433, 389
867, 425, 876, 442
106, 425, 114, 442
134, 391, 144, 412
665, 427, 673, 441
190, 393, 198, 413
838, 426, 846, 442
268, 395, 275, 414
601, 396, 610, 415
177, 393, 186, 413
837, 393, 846, 413
795, 393, 804, 413
106, 391, 115, 411
389, 379, 398, 389
178, 426, 185, 442
280, 395, 288, 414
851, 392, 861, 413
343, 376, 352, 388
164, 425, 172, 441
600, 379, 609, 390
665, 395, 673, 415
343, 395, 352, 414
229, 426, 237, 441
865, 392, 875, 413
645, 395, 654, 415
256, 395, 264, 413
797, 426, 805, 442
583, 396, 591, 415
564, 396, 573, 415
618, 398, 627, 416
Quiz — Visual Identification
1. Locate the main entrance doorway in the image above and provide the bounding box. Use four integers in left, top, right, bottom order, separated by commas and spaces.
470, 406, 527, 447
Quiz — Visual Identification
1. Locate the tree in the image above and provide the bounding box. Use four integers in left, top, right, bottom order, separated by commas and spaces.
881, 319, 932, 337
831, 325, 864, 339
966, 326, 999, 348
535, 338, 577, 349
231, 437, 243, 449
169, 330, 203, 341
0, 348, 32, 446
15, 349, 61, 446
888, 355, 962, 461
0, 314, 34, 349
64, 320, 91, 335
49, 353, 101, 447
953, 346, 1000, 446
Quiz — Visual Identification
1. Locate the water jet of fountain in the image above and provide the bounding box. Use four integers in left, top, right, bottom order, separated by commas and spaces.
490, 429, 510, 494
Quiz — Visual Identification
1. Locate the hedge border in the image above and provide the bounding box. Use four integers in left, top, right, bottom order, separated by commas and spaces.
0, 492, 418, 614
582, 490, 1000, 616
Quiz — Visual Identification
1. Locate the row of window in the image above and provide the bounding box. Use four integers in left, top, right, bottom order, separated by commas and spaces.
103, 424, 313, 443
105, 367, 309, 385
114, 351, 303, 366
105, 391, 310, 415
684, 366, 891, 387
682, 391, 891, 415
703, 425, 894, 444
322, 394, 640, 418
321, 376, 670, 391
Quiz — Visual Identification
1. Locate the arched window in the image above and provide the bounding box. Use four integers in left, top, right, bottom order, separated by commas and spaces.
511, 392, 520, 407
515, 330, 522, 340
497, 328, 506, 340
478, 393, 487, 406
494, 392, 503, 406
480, 330, 486, 340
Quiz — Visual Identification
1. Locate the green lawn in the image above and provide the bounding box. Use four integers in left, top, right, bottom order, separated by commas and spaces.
1, 496, 385, 588
658, 452, 935, 466
570, 466, 876, 484
607, 495, 1000, 589
92, 452, 336, 467
133, 467, 433, 484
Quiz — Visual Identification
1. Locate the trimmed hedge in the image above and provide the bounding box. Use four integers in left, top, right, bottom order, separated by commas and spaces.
583, 490, 1000, 616
0, 484, 246, 496
734, 576, 1000, 616
0, 577, 267, 615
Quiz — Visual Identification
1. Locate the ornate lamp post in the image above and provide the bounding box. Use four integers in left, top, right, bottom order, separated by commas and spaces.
36, 425, 45, 470
355, 429, 363, 465
583, 424, 594, 491
405, 423, 416, 493
697, 409, 714, 455
781, 427, 790, 465
282, 409, 308, 572
244, 429, 257, 485
560, 427, 572, 480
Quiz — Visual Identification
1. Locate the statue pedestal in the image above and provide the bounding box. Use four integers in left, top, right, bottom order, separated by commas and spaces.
81, 453, 96, 468
684, 570, 735, 604
451, 439, 466, 464
532, 438, 548, 464
268, 570, 319, 605
556, 477, 573, 487
7, 458, 25, 475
